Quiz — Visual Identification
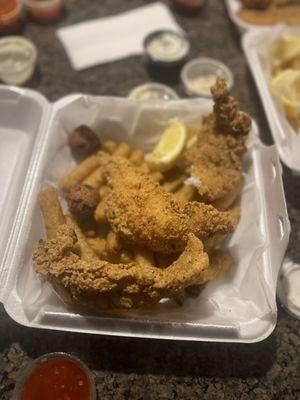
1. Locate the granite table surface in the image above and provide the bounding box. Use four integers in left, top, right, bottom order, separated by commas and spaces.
0, 1, 300, 399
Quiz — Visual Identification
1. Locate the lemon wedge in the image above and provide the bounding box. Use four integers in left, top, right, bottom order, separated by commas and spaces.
280, 34, 300, 64
147, 122, 187, 172
271, 69, 300, 122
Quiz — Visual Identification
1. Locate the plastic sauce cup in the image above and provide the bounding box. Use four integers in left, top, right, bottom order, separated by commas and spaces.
0, 0, 23, 35
25, 0, 62, 24
12, 352, 97, 400
128, 82, 179, 101
181, 57, 234, 98
0, 36, 37, 85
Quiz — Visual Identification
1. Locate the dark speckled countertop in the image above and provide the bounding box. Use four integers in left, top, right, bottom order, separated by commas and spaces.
0, 1, 299, 399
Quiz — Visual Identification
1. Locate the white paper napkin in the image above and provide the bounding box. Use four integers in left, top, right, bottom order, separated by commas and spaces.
57, 2, 183, 70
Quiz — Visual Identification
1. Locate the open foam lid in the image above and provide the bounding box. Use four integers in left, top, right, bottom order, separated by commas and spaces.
0, 85, 49, 290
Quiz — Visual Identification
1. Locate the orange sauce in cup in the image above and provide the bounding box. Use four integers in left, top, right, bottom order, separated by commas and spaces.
0, 0, 22, 34
21, 358, 91, 400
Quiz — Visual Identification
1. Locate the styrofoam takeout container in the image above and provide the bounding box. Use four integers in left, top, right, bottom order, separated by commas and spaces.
225, 0, 272, 33
0, 85, 290, 343
243, 25, 300, 172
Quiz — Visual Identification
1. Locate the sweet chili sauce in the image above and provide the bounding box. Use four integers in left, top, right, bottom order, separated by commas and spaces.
21, 358, 91, 400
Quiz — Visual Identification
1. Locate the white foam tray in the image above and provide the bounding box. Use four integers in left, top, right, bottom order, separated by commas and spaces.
0, 85, 290, 342
243, 26, 300, 172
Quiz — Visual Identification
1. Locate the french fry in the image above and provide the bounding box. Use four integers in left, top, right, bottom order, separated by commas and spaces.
94, 201, 107, 223
66, 215, 98, 261
203, 233, 227, 254
38, 187, 65, 239
86, 237, 106, 258
102, 140, 118, 154
212, 177, 244, 211
199, 250, 234, 284
114, 142, 131, 158
150, 171, 164, 183
83, 167, 104, 189
105, 230, 122, 255
129, 149, 144, 166
59, 154, 101, 192
162, 175, 185, 192
174, 185, 196, 203
99, 185, 109, 200
134, 247, 155, 268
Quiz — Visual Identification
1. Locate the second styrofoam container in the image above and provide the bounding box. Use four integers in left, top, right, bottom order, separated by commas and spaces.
243, 25, 300, 172
225, 0, 272, 33
0, 86, 290, 343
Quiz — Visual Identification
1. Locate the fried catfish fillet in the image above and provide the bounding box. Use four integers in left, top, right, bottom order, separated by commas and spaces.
33, 225, 210, 309
99, 153, 236, 254
184, 77, 251, 205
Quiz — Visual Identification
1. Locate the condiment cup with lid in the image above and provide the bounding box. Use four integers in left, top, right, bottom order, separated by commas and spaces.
144, 29, 190, 83
181, 57, 234, 97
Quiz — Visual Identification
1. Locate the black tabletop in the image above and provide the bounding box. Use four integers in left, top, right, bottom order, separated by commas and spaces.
0, 1, 299, 399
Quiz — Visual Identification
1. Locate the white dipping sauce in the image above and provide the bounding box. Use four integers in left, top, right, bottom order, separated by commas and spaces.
0, 37, 37, 85
146, 32, 189, 62
187, 74, 218, 95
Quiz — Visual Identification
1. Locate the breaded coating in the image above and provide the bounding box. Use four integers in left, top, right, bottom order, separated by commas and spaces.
211, 78, 251, 139
33, 225, 209, 309
184, 78, 251, 203
100, 153, 235, 253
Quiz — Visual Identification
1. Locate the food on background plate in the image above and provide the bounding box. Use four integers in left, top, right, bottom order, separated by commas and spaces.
33, 78, 250, 310
271, 33, 300, 129
237, 0, 300, 25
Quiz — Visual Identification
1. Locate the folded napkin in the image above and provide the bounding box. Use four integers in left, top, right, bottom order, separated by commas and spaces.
57, 2, 183, 71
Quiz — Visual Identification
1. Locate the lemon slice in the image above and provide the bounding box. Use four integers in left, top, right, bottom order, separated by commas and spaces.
280, 34, 300, 64
147, 122, 187, 172
272, 69, 300, 122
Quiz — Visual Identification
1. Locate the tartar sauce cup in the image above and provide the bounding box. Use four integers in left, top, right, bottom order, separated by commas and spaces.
128, 82, 179, 101
144, 29, 190, 83
181, 57, 234, 97
0, 36, 37, 85
12, 352, 97, 400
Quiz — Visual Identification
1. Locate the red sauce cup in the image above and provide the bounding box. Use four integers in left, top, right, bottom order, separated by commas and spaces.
0, 0, 23, 35
12, 352, 97, 400
25, 0, 62, 24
